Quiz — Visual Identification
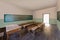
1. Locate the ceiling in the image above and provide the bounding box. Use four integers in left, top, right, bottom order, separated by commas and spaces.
1, 0, 57, 10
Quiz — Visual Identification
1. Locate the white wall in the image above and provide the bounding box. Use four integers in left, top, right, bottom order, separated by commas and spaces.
33, 7, 57, 24
57, 0, 60, 11
33, 7, 57, 19
0, 1, 33, 28
57, 0, 60, 30
0, 1, 32, 19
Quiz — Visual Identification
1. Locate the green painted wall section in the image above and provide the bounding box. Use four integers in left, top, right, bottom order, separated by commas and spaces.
33, 18, 57, 24
0, 19, 4, 28
33, 18, 43, 22
0, 18, 59, 28
49, 19, 57, 24
57, 20, 60, 30
4, 20, 33, 26
0, 19, 33, 28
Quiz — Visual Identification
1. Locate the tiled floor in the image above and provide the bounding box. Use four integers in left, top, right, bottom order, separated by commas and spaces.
9, 24, 60, 40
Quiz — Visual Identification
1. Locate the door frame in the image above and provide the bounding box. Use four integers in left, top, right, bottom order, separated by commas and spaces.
42, 13, 50, 24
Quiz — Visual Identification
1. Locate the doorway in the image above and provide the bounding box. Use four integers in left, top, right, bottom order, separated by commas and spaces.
43, 14, 50, 26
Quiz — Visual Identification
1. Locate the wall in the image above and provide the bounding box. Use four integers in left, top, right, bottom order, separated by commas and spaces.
57, 0, 60, 30
0, 1, 33, 28
57, 0, 60, 11
33, 7, 57, 24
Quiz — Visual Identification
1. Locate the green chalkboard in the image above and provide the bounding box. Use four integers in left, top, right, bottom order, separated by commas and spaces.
57, 11, 60, 21
4, 14, 33, 22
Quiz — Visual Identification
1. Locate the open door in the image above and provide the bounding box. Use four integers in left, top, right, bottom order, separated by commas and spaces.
43, 14, 50, 26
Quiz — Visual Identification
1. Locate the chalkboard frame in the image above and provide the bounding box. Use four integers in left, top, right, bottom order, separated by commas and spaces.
4, 14, 33, 22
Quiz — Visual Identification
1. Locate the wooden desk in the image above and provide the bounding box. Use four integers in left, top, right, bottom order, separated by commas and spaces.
27, 25, 37, 31
26, 23, 42, 31
6, 28, 28, 40
0, 27, 6, 40
6, 28, 21, 40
